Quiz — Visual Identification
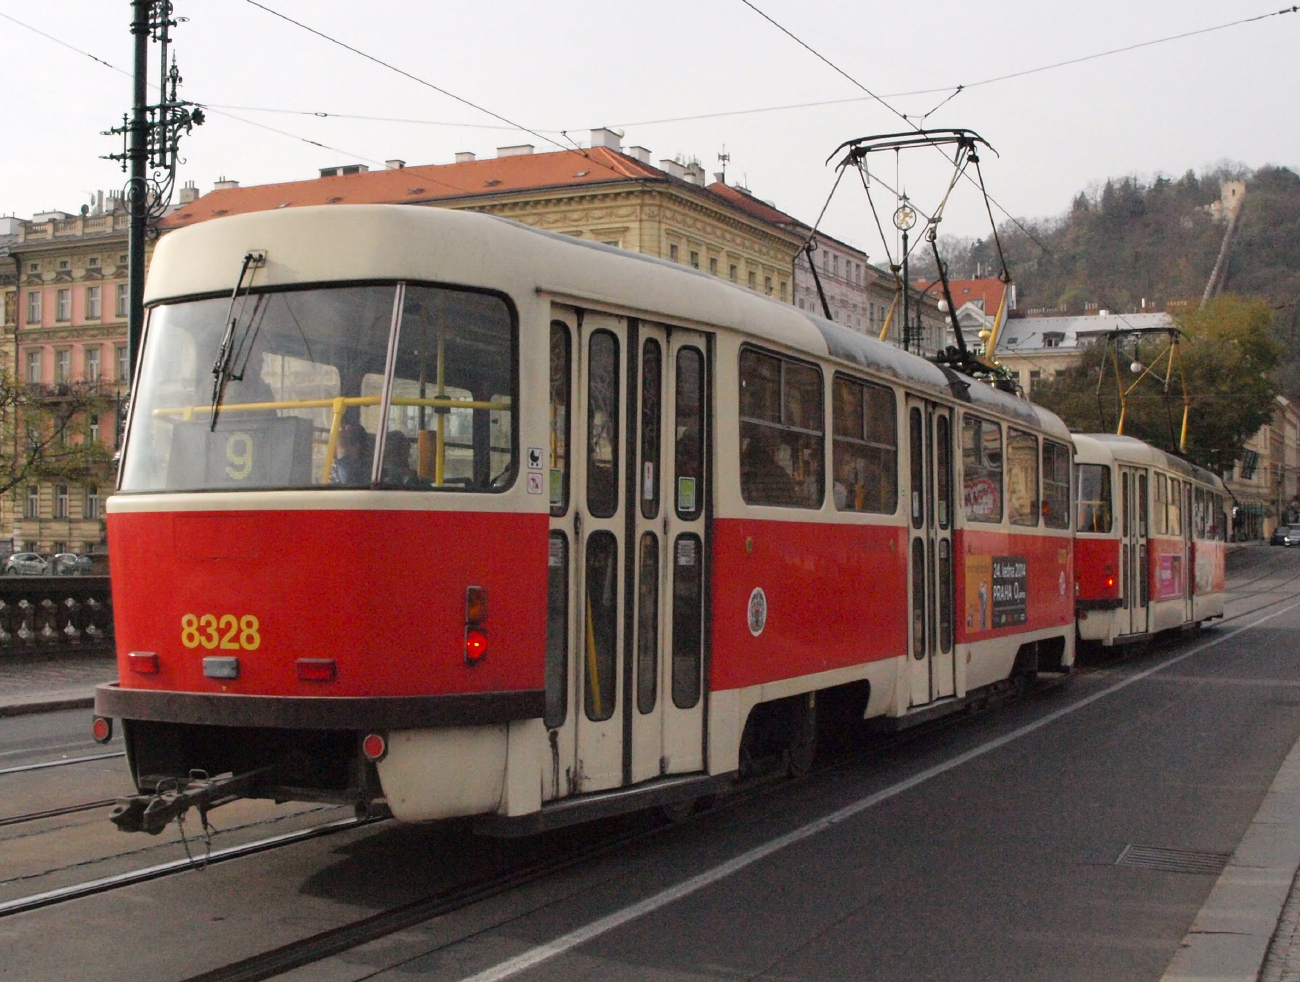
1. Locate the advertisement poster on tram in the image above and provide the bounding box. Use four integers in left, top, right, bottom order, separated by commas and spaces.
966, 555, 1029, 632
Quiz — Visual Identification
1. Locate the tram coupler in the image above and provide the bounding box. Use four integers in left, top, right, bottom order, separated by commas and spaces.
110, 766, 275, 835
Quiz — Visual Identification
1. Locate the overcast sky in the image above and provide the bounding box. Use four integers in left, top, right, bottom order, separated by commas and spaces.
3, 0, 1297, 265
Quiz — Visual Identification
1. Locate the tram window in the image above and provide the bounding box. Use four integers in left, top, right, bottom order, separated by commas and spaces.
550, 323, 571, 516
671, 534, 703, 709
831, 374, 897, 514
909, 408, 925, 529
1194, 488, 1207, 539
936, 414, 951, 529
544, 533, 569, 729
640, 338, 662, 520
675, 346, 705, 520
636, 533, 659, 715
1168, 478, 1182, 536
938, 538, 952, 653
1005, 429, 1039, 526
1042, 440, 1071, 530
586, 331, 620, 519
961, 415, 1002, 523
1153, 474, 1168, 535
1138, 473, 1149, 538
122, 285, 397, 492
1215, 494, 1227, 540
1076, 464, 1112, 533
384, 286, 515, 491
739, 348, 823, 508
584, 531, 618, 722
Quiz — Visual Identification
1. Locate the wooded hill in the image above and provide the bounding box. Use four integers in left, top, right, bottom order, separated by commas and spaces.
919, 164, 1300, 321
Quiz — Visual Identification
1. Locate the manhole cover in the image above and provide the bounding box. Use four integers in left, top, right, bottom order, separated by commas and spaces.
1116, 844, 1230, 876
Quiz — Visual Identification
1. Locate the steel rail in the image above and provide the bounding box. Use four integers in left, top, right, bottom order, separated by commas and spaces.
0, 751, 124, 777
0, 815, 371, 918
0, 799, 117, 829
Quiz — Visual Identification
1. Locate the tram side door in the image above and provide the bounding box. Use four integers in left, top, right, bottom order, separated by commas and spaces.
1121, 466, 1150, 636
905, 397, 955, 706
628, 325, 710, 784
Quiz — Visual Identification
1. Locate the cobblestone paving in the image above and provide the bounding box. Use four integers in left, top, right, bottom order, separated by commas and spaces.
0, 654, 116, 700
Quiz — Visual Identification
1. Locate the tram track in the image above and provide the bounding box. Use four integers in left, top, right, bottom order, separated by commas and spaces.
0, 750, 123, 777
0, 798, 117, 830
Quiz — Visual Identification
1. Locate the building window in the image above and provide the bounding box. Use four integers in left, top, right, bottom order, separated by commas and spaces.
799, 298, 805, 309
729, 264, 737, 282
58, 260, 69, 271
26, 350, 41, 384
86, 285, 101, 320
669, 244, 679, 262
780, 281, 787, 301
833, 256, 840, 279
748, 271, 757, 289
709, 257, 718, 275
86, 347, 101, 382
51, 541, 66, 555
85, 485, 100, 520
115, 284, 128, 318
116, 345, 128, 382
89, 415, 101, 442
764, 276, 773, 295
27, 291, 41, 325
1043, 331, 1065, 348
689, 250, 699, 269
56, 349, 71, 383
118, 254, 128, 265
28, 262, 38, 273
56, 289, 71, 322
24, 486, 38, 519
54, 486, 69, 519
822, 250, 828, 271
88, 257, 99, 268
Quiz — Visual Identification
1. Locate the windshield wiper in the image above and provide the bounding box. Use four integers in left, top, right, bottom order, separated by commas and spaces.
210, 251, 266, 430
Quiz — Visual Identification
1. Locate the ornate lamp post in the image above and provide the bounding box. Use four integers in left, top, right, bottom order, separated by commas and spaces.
893, 197, 917, 353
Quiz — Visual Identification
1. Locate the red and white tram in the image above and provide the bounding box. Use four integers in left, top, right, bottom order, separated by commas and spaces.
96, 205, 1076, 833
1073, 433, 1227, 646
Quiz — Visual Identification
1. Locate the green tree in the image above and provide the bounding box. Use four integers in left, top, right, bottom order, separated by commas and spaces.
1033, 296, 1280, 474
0, 373, 116, 497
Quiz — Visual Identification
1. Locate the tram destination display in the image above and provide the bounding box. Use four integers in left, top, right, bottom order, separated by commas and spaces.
167, 416, 315, 489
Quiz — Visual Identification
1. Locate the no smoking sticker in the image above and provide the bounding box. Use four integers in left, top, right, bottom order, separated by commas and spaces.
526, 473, 544, 494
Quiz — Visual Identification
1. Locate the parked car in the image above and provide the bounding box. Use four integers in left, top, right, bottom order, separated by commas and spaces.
5, 553, 48, 576
1286, 527, 1300, 548
52, 553, 93, 575
1274, 525, 1295, 546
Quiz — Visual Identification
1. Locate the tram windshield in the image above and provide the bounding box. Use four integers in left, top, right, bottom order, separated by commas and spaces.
120, 284, 515, 493
1075, 464, 1112, 533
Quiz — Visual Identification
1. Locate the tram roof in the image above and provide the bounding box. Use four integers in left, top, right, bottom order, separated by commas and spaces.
147, 204, 1069, 437
1072, 434, 1225, 491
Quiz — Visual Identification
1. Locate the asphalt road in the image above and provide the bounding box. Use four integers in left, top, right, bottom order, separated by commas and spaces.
4, 546, 1300, 982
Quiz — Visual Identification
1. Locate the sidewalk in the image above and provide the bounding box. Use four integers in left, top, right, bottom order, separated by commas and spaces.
0, 653, 117, 717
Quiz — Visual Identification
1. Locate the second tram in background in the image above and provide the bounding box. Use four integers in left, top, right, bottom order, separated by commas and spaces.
1073, 433, 1227, 646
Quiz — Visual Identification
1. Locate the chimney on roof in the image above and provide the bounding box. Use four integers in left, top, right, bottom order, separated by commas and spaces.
589, 128, 622, 151
178, 180, 199, 204
213, 176, 239, 191
627, 146, 651, 164
713, 172, 725, 185
659, 159, 686, 179
385, 159, 406, 170
454, 152, 476, 163
496, 144, 534, 157
684, 162, 706, 186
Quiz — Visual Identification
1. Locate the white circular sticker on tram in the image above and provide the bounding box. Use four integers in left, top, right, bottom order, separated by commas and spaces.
748, 587, 768, 637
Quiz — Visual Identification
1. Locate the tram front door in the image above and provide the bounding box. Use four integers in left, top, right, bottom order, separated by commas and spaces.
1120, 466, 1149, 636
545, 307, 710, 800
905, 397, 955, 706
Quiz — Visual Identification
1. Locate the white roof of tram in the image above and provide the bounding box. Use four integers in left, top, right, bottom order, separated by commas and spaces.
1072, 434, 1226, 491
146, 204, 1070, 439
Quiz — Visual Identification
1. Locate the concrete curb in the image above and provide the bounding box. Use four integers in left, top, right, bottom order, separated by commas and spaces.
0, 696, 95, 718
1161, 730, 1300, 981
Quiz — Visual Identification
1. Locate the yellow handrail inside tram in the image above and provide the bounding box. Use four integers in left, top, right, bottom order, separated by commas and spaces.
152, 393, 511, 484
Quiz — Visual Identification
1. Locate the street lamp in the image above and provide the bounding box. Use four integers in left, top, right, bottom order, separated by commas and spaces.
893, 197, 917, 353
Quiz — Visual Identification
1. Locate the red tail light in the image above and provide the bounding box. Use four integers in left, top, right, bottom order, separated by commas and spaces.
91, 716, 112, 743
128, 651, 159, 674
465, 586, 487, 665
465, 627, 488, 664
296, 658, 336, 682
1106, 577, 1115, 588
362, 732, 387, 762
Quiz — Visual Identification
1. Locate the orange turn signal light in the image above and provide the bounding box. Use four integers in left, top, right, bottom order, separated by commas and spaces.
466, 586, 488, 625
